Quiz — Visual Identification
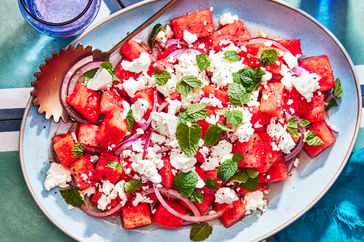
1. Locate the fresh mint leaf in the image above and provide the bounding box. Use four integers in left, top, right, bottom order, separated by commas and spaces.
246, 168, 259, 178
190, 222, 213, 242
204, 178, 218, 189
287, 117, 299, 138
149, 23, 164, 46
203, 124, 224, 146
232, 153, 244, 163
176, 75, 202, 96
232, 67, 265, 93
71, 143, 84, 158
217, 159, 238, 182
325, 98, 338, 111
299, 119, 310, 127
226, 110, 243, 126
260, 49, 278, 66
153, 70, 171, 85
179, 103, 209, 123
241, 177, 259, 191
173, 171, 198, 197
230, 170, 249, 183
190, 189, 204, 203
176, 123, 202, 157
304, 130, 324, 146
124, 179, 142, 193
107, 160, 121, 171
334, 78, 343, 98
126, 109, 135, 132
228, 83, 251, 106
60, 188, 83, 207
83, 69, 97, 82
224, 50, 241, 62
196, 53, 211, 71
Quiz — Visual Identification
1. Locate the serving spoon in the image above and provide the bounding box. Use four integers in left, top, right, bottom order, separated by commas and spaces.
31, 0, 178, 122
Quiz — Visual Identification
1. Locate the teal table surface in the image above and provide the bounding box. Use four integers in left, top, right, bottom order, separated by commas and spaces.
0, 0, 363, 241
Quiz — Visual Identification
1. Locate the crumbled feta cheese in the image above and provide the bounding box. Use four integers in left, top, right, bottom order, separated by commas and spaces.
210, 140, 233, 159
247, 90, 260, 107
254, 121, 263, 129
201, 157, 220, 171
267, 118, 295, 154
219, 12, 238, 25
173, 53, 207, 84
286, 99, 293, 105
44, 163, 72, 191
151, 132, 168, 145
280, 64, 294, 90
170, 149, 197, 172
132, 139, 144, 153
150, 112, 178, 138
121, 52, 151, 73
136, 128, 144, 135
215, 188, 239, 204
196, 172, 205, 188
292, 71, 321, 102
166, 98, 182, 115
205, 114, 220, 124
198, 43, 206, 49
132, 193, 153, 206
157, 73, 178, 96
155, 30, 168, 46
293, 158, 300, 167
283, 52, 298, 69
131, 159, 162, 183
235, 122, 255, 142
289, 107, 295, 114
262, 70, 272, 83
244, 191, 267, 214
200, 94, 223, 108
181, 91, 202, 108
122, 77, 146, 97
97, 180, 127, 210
90, 155, 99, 163
81, 187, 96, 197
131, 98, 149, 121
86, 68, 113, 91
208, 48, 244, 88
183, 30, 198, 44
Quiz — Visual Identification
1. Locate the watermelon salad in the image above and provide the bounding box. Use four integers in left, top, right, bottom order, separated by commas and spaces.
44, 9, 343, 241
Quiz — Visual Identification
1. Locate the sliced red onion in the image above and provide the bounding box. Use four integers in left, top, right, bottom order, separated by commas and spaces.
325, 113, 339, 133
141, 187, 201, 217
292, 66, 308, 76
83, 146, 103, 154
241, 37, 291, 54
81, 203, 123, 218
167, 49, 202, 62
142, 131, 152, 159
164, 38, 188, 49
284, 126, 306, 162
153, 186, 232, 223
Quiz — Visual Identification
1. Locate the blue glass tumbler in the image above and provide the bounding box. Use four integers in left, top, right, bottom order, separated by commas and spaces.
18, 0, 101, 37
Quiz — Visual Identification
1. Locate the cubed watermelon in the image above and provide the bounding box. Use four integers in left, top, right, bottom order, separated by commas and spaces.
152, 200, 186, 229
195, 187, 216, 214
96, 109, 128, 149
114, 64, 140, 81
303, 94, 325, 123
66, 83, 101, 123
53, 134, 78, 167
122, 203, 152, 229
277, 39, 302, 56
214, 199, 246, 228
202, 85, 229, 106
256, 132, 282, 173
69, 155, 95, 189
210, 20, 250, 48
171, 9, 214, 39
304, 121, 336, 157
258, 158, 288, 183
195, 166, 222, 187
159, 156, 174, 189
120, 40, 147, 61
232, 133, 265, 168
94, 152, 123, 184
260, 82, 284, 118
77, 123, 100, 148
100, 88, 125, 115
299, 55, 335, 92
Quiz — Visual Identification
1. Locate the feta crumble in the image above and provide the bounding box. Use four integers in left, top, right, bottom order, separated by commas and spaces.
219, 12, 238, 25
86, 68, 113, 91
121, 52, 151, 73
44, 163, 72, 191
244, 191, 267, 214
215, 188, 239, 204
183, 30, 198, 44
131, 159, 162, 183
131, 98, 149, 121
170, 149, 197, 172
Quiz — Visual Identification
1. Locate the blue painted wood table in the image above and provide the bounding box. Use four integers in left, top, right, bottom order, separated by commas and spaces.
0, 0, 363, 241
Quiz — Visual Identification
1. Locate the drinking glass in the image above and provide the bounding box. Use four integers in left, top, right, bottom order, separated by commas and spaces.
18, 0, 101, 37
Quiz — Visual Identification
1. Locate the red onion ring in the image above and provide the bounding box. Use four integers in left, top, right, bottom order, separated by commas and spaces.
142, 131, 152, 159
324, 113, 339, 133
284, 126, 306, 162
153, 185, 231, 223
81, 202, 123, 218
141, 187, 201, 217
241, 37, 292, 54
164, 38, 188, 49
167, 49, 202, 61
